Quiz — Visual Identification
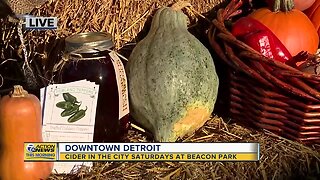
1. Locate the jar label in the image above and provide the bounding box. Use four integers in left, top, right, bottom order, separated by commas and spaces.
109, 51, 129, 120
40, 80, 99, 173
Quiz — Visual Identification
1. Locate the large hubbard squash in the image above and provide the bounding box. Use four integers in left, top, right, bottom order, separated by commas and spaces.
0, 85, 53, 180
126, 4, 219, 142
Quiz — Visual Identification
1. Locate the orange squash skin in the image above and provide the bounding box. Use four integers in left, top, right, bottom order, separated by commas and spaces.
249, 4, 319, 56
0, 86, 53, 180
305, 0, 320, 38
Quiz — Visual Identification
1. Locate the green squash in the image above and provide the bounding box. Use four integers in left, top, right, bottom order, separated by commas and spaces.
126, 6, 219, 142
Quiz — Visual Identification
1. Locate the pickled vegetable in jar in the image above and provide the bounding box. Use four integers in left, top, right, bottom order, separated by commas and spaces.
56, 32, 129, 142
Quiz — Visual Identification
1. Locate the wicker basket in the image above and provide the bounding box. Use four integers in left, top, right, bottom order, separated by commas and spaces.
207, 0, 320, 145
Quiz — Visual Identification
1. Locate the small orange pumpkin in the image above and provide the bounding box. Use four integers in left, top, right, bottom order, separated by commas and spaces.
0, 85, 53, 180
304, 0, 320, 38
250, 0, 319, 57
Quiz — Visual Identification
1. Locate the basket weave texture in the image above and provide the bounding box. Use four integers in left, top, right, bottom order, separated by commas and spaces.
208, 0, 320, 145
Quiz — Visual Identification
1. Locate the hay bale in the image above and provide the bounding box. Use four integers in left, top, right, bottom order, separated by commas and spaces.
48, 116, 320, 180
30, 0, 224, 48
0, 0, 319, 179
0, 0, 226, 86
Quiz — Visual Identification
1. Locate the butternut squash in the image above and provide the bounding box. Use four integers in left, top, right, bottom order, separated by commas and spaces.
0, 85, 53, 180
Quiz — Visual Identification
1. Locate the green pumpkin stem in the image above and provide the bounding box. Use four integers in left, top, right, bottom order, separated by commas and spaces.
171, 1, 191, 11
273, 0, 295, 12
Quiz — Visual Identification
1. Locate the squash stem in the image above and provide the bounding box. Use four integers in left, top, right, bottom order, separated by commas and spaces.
171, 1, 191, 11
10, 85, 28, 97
273, 0, 295, 12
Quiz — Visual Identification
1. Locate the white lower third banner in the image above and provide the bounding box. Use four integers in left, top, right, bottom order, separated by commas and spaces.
24, 142, 260, 162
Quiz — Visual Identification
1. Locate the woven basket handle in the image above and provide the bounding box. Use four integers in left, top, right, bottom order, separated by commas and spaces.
207, 0, 320, 102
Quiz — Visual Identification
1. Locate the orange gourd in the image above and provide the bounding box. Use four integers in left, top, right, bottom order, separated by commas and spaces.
250, 0, 319, 57
266, 0, 316, 11
304, 0, 320, 38
0, 85, 53, 180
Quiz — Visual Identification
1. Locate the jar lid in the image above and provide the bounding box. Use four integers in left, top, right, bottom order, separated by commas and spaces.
65, 32, 114, 54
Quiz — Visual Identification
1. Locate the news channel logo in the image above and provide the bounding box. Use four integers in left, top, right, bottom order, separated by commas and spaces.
24, 143, 57, 161
26, 143, 36, 152
17, 15, 58, 30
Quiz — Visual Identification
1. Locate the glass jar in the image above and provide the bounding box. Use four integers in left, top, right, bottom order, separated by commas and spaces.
56, 32, 129, 142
